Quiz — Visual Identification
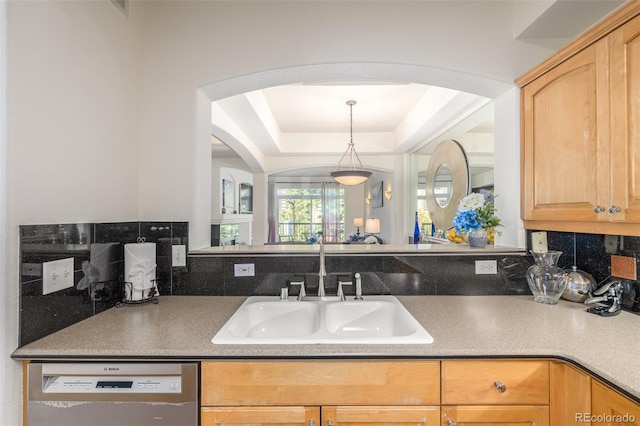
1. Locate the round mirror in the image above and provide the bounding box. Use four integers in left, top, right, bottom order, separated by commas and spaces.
425, 140, 470, 231
433, 165, 453, 208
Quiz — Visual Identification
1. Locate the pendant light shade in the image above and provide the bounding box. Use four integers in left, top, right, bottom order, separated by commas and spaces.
330, 100, 372, 185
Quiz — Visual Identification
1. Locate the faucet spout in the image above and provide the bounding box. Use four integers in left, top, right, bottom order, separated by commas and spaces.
354, 272, 364, 300
318, 243, 326, 297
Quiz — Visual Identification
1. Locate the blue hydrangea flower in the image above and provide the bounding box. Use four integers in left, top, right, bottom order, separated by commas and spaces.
453, 210, 482, 233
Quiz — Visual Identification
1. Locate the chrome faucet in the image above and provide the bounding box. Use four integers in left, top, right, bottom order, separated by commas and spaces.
318, 243, 327, 297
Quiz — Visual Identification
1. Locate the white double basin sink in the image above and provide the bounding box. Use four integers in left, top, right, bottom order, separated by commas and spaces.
212, 295, 434, 345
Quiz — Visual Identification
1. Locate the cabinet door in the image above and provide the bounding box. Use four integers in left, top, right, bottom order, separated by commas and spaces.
521, 38, 610, 222
550, 361, 591, 426
609, 13, 640, 223
441, 406, 549, 426
322, 406, 440, 425
201, 406, 320, 426
591, 381, 640, 426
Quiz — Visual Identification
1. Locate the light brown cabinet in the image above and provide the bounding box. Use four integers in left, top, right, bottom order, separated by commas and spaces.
521, 38, 609, 225
201, 406, 320, 426
608, 13, 640, 224
441, 360, 549, 426
591, 381, 640, 426
441, 405, 549, 426
201, 406, 440, 426
200, 360, 441, 426
518, 3, 640, 236
199, 359, 640, 426
322, 406, 440, 425
549, 361, 592, 426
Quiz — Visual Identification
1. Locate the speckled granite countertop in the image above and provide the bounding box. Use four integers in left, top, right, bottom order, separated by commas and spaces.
12, 295, 640, 400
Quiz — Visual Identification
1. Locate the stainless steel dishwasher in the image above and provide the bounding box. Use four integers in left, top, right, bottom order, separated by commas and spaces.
27, 362, 198, 426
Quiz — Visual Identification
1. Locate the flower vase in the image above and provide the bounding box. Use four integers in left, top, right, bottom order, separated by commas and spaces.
468, 229, 487, 248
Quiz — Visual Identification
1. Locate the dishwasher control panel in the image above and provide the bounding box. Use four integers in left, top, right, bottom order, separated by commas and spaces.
43, 375, 182, 393
38, 363, 186, 394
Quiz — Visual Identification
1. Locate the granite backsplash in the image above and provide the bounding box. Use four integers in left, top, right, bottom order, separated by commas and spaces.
18, 224, 640, 347
19, 221, 188, 346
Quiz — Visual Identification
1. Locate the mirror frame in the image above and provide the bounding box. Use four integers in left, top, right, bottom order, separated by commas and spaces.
425, 139, 470, 231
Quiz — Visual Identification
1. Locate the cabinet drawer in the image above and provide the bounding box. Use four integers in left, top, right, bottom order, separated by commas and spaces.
202, 360, 440, 406
201, 406, 319, 425
442, 405, 549, 425
441, 360, 549, 405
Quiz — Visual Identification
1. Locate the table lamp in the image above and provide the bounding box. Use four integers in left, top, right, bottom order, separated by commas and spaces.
365, 218, 382, 244
353, 217, 364, 236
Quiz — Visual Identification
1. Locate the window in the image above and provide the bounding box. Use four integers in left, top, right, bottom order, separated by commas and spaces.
270, 181, 345, 243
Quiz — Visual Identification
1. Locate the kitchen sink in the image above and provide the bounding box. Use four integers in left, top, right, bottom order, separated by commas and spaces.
218, 300, 321, 339
324, 300, 420, 338
211, 295, 434, 344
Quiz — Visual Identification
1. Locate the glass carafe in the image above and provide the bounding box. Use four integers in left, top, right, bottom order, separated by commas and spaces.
526, 250, 568, 305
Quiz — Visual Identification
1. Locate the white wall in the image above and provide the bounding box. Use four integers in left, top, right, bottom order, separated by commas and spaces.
494, 87, 524, 247
2, 2, 141, 424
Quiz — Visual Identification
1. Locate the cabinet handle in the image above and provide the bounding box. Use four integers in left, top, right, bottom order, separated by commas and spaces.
327, 420, 334, 426
447, 419, 457, 426
593, 205, 606, 213
609, 206, 622, 214
308, 421, 315, 426
493, 380, 506, 392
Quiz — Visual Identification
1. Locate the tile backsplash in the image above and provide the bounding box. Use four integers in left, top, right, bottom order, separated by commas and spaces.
19, 221, 188, 346
530, 231, 640, 313
19, 224, 640, 347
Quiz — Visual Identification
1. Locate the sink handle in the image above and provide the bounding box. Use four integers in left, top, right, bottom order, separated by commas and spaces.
493, 380, 506, 393
337, 275, 353, 301
289, 278, 306, 301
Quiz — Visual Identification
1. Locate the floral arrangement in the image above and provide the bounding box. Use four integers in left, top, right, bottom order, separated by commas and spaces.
307, 231, 323, 244
347, 233, 365, 243
452, 192, 501, 235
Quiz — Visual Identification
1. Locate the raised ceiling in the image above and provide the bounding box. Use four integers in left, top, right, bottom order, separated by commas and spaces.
210, 0, 624, 173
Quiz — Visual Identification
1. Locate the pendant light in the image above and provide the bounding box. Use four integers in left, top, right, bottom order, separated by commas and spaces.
330, 100, 372, 185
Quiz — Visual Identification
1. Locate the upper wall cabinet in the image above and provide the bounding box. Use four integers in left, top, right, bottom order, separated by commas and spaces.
518, 3, 640, 236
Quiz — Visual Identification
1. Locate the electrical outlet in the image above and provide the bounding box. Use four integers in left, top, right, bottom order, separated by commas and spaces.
611, 255, 637, 280
604, 235, 619, 254
234, 263, 255, 277
42, 258, 74, 295
22, 262, 42, 277
475, 260, 498, 275
172, 245, 187, 267
531, 231, 548, 253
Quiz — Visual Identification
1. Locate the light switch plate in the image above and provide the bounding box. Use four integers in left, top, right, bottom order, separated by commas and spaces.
234, 263, 255, 277
42, 258, 74, 295
172, 245, 187, 267
531, 231, 548, 253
